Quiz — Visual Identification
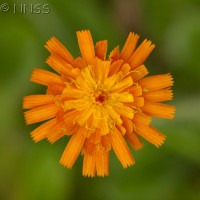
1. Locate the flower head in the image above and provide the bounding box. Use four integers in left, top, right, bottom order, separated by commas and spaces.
23, 30, 175, 177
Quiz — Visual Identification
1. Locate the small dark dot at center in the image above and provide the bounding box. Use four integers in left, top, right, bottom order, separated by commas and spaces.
96, 94, 106, 103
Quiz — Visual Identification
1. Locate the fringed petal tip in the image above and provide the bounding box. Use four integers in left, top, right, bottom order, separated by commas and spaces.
95, 40, 108, 60
45, 36, 74, 64
127, 39, 155, 69
82, 150, 110, 177
76, 30, 95, 65
135, 124, 167, 148
120, 32, 140, 61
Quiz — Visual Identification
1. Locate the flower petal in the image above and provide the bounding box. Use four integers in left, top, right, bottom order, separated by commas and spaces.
47, 120, 77, 144
143, 89, 173, 102
46, 54, 75, 78
110, 76, 133, 93
71, 56, 87, 68
130, 65, 149, 81
30, 68, 64, 86
108, 60, 123, 76
77, 30, 95, 64
23, 95, 54, 109
82, 153, 96, 177
101, 135, 111, 151
139, 73, 174, 91
121, 117, 143, 151
45, 37, 74, 64
109, 46, 120, 61
60, 128, 86, 168
128, 39, 155, 69
142, 102, 176, 119
103, 104, 122, 125
129, 85, 143, 96
75, 106, 93, 126
95, 40, 107, 60
93, 59, 110, 82
24, 104, 59, 125
30, 118, 57, 142
133, 112, 152, 125
125, 131, 143, 150
135, 124, 166, 148
109, 128, 135, 168
120, 32, 139, 61
95, 149, 109, 177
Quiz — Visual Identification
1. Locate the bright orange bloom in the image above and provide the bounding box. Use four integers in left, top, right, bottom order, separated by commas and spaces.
23, 30, 175, 177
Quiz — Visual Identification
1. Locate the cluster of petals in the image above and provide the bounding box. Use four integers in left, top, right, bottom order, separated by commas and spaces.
23, 30, 175, 177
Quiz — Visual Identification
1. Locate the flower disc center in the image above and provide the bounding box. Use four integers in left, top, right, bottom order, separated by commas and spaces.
95, 91, 107, 104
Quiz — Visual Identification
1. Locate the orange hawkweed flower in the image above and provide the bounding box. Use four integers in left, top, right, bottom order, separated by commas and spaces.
23, 30, 175, 177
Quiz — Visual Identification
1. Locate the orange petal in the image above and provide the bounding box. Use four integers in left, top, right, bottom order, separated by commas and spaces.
75, 106, 93, 126
95, 40, 107, 60
71, 56, 87, 69
109, 46, 120, 61
116, 124, 126, 135
135, 123, 166, 147
129, 84, 143, 97
142, 102, 176, 119
122, 116, 143, 150
125, 131, 143, 150
110, 76, 133, 93
128, 39, 155, 69
133, 112, 152, 126
77, 30, 95, 65
121, 116, 133, 134
139, 73, 174, 91
45, 37, 74, 64
63, 109, 81, 124
62, 87, 86, 99
47, 120, 74, 144
101, 135, 111, 152
120, 63, 131, 77
89, 131, 101, 144
30, 68, 64, 86
59, 128, 86, 168
111, 92, 134, 104
82, 153, 96, 177
130, 65, 149, 81
103, 104, 122, 125
143, 89, 173, 102
120, 32, 139, 61
64, 99, 88, 111
113, 103, 134, 119
46, 123, 65, 144
23, 95, 54, 109
30, 118, 57, 142
81, 66, 96, 86
82, 139, 96, 155
108, 60, 123, 76
49, 124, 77, 144
109, 128, 135, 168
99, 113, 110, 135
46, 54, 75, 78
95, 149, 109, 177
129, 97, 144, 108
46, 84, 65, 95
93, 59, 110, 82
24, 104, 60, 125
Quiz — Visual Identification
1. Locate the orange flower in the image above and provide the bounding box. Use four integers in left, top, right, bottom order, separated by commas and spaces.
23, 30, 175, 177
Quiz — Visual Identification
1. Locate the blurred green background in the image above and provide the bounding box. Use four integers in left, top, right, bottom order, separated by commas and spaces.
0, 0, 200, 199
